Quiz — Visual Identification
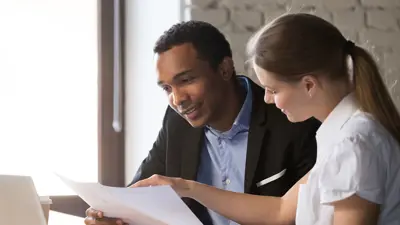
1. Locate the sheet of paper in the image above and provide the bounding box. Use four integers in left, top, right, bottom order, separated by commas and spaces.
56, 174, 202, 225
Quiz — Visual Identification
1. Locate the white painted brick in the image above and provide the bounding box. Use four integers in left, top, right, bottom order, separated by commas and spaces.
384, 69, 398, 87
359, 29, 400, 49
393, 9, 400, 19
383, 68, 400, 110
291, 0, 324, 9
333, 9, 365, 30
367, 10, 399, 31
366, 46, 386, 66
219, 22, 235, 34
245, 69, 262, 86
264, 8, 287, 24
384, 51, 400, 71
231, 10, 263, 31
311, 7, 333, 22
361, 0, 400, 8
233, 53, 247, 74
341, 30, 358, 42
221, 0, 288, 9
225, 32, 253, 56
186, 8, 229, 27
285, 6, 332, 23
324, 0, 357, 10
184, 0, 216, 8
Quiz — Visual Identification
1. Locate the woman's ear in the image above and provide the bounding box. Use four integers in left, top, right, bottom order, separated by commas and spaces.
301, 75, 318, 98
219, 57, 234, 81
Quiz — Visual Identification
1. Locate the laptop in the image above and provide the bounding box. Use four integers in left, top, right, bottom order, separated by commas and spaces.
0, 174, 47, 225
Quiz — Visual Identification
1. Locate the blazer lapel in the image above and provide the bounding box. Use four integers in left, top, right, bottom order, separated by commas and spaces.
180, 126, 203, 181
244, 82, 268, 193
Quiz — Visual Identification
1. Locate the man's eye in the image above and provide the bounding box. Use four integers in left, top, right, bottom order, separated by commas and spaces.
181, 77, 194, 83
163, 86, 171, 93
266, 89, 277, 94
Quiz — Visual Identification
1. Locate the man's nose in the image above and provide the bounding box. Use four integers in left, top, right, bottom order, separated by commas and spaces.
172, 89, 189, 106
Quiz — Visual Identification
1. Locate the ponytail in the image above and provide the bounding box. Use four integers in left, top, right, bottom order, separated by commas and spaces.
352, 46, 400, 143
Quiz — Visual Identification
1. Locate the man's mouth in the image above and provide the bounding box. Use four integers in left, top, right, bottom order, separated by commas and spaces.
181, 106, 198, 115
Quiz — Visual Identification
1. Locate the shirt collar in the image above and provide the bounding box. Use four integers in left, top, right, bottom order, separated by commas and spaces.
316, 92, 360, 147
206, 76, 253, 139
233, 76, 252, 129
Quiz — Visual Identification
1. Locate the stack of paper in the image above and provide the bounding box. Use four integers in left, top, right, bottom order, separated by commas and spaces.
57, 174, 202, 225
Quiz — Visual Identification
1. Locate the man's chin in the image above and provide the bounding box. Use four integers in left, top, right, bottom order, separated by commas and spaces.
185, 117, 207, 128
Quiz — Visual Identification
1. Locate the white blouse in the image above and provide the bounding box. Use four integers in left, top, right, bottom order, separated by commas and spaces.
296, 93, 400, 225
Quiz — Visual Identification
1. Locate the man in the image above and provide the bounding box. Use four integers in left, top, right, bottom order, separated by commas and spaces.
85, 21, 320, 225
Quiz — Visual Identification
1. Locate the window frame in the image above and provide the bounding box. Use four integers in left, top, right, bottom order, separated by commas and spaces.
50, 0, 126, 217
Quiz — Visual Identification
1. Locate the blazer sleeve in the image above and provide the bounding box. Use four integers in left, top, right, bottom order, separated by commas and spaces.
288, 118, 319, 183
126, 107, 170, 186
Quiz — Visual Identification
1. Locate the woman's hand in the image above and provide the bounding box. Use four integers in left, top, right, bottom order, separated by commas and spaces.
130, 174, 195, 198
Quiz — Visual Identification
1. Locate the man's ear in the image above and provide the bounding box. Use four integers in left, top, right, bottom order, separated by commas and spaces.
219, 57, 235, 81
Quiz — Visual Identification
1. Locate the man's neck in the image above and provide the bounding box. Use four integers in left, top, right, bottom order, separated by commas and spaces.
208, 82, 246, 132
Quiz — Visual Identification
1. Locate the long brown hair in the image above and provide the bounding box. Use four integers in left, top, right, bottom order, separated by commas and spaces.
247, 13, 400, 143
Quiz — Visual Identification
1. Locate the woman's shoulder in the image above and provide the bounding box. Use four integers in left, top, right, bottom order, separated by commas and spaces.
340, 110, 397, 149
330, 110, 400, 179
319, 110, 400, 207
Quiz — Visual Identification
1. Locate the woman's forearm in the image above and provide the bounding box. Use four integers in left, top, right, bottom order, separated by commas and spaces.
187, 181, 290, 225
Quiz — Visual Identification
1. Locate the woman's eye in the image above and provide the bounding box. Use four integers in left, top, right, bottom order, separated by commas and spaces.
266, 89, 276, 94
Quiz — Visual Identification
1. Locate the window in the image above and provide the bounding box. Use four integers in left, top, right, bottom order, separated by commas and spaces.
0, 0, 125, 220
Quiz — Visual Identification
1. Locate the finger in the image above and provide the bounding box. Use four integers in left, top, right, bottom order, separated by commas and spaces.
130, 178, 159, 188
85, 208, 93, 216
88, 209, 103, 218
131, 175, 168, 188
84, 216, 96, 225
95, 217, 124, 225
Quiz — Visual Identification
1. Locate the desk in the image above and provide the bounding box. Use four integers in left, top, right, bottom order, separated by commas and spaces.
48, 211, 83, 225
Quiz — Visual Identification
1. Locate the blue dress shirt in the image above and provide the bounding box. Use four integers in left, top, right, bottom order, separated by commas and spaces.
196, 76, 253, 225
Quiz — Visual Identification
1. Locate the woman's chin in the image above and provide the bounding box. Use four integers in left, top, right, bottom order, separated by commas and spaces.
287, 114, 311, 123
286, 114, 302, 123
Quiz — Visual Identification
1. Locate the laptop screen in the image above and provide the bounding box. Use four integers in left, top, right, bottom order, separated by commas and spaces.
0, 175, 47, 225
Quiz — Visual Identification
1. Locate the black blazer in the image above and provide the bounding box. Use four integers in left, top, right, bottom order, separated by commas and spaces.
129, 78, 320, 224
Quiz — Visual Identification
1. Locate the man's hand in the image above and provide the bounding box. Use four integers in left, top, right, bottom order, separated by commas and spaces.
84, 208, 127, 225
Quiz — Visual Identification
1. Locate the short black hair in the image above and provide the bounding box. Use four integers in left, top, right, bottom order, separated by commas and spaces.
153, 20, 233, 70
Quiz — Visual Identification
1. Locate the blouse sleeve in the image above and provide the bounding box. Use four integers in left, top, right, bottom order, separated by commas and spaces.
318, 134, 385, 205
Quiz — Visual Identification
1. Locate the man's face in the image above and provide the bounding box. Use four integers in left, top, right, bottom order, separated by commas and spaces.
155, 43, 228, 127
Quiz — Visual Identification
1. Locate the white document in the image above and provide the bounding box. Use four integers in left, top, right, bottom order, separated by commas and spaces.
57, 174, 202, 225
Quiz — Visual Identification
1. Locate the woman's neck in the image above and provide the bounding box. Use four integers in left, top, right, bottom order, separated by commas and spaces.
313, 81, 353, 122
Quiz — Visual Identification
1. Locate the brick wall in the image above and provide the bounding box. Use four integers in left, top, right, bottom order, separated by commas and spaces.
183, 0, 400, 108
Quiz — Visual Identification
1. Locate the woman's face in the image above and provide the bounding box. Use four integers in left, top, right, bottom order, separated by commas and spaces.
253, 63, 315, 123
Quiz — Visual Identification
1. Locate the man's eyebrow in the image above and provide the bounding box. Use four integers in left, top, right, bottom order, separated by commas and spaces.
157, 69, 194, 86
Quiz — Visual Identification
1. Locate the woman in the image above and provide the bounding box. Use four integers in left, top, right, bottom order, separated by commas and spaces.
133, 13, 400, 225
